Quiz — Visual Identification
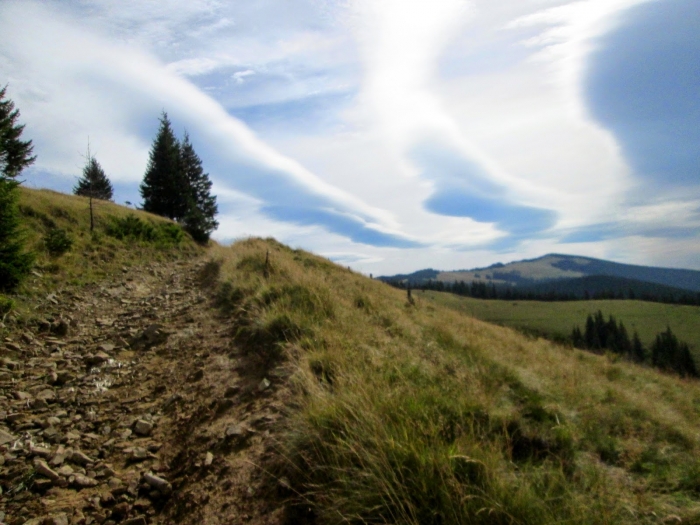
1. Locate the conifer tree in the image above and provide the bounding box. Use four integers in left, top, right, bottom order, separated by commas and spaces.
631, 331, 645, 363
0, 177, 33, 291
0, 86, 34, 292
74, 155, 113, 201
140, 112, 186, 220
0, 85, 35, 179
179, 132, 218, 243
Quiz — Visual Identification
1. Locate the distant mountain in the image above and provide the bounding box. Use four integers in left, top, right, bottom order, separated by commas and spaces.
379, 254, 700, 293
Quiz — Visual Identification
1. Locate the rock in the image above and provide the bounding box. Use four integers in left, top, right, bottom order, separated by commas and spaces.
5, 341, 21, 351
100, 492, 116, 506
98, 343, 115, 353
29, 445, 52, 458
42, 426, 61, 442
130, 324, 167, 350
258, 378, 271, 391
204, 451, 214, 466
225, 424, 248, 439
34, 459, 61, 481
0, 428, 16, 445
57, 465, 74, 477
46, 513, 69, 525
72, 473, 98, 488
50, 447, 68, 466
32, 478, 54, 492
130, 447, 149, 461
122, 517, 147, 525
108, 477, 124, 491
110, 502, 130, 520
142, 472, 172, 495
70, 450, 94, 466
36, 389, 56, 402
132, 420, 153, 437
84, 352, 110, 367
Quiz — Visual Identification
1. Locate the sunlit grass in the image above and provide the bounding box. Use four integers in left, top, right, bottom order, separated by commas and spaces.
209, 238, 700, 524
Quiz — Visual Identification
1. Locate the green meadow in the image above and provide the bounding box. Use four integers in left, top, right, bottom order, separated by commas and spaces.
417, 290, 700, 354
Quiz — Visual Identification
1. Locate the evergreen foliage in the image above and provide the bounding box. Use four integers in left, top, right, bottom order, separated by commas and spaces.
572, 311, 697, 378
139, 115, 218, 243
0, 85, 36, 179
652, 327, 698, 378
0, 177, 33, 291
179, 133, 218, 243
140, 112, 187, 221
0, 87, 35, 292
74, 155, 113, 201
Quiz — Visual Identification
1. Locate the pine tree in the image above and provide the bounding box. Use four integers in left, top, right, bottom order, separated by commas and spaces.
140, 113, 186, 220
0, 177, 33, 291
0, 87, 34, 292
0, 85, 36, 179
74, 155, 113, 201
179, 132, 218, 243
631, 331, 645, 363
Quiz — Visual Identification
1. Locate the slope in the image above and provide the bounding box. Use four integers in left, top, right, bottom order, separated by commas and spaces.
4, 191, 700, 524
208, 239, 700, 524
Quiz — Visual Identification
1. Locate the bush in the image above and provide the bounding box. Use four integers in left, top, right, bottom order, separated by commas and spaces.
0, 295, 14, 316
105, 214, 184, 246
44, 228, 73, 256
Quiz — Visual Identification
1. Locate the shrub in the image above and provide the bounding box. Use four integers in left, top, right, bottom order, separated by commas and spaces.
44, 228, 73, 256
105, 214, 184, 246
0, 295, 14, 316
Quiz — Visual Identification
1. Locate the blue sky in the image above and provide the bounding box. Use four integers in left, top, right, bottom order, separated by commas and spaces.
0, 0, 698, 273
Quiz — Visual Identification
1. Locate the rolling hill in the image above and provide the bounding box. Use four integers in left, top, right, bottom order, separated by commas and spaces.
380, 253, 700, 293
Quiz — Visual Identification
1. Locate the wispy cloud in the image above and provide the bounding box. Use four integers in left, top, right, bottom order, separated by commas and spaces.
1, 0, 697, 272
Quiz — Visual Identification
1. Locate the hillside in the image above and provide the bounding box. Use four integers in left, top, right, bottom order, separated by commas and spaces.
3, 190, 700, 523
381, 253, 700, 293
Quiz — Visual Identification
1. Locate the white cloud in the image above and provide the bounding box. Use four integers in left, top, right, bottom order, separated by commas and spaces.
1, 0, 697, 272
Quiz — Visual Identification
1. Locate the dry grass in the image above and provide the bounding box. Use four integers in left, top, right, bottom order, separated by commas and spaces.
208, 238, 700, 524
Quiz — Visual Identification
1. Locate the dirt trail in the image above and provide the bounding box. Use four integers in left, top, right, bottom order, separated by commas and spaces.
0, 257, 290, 525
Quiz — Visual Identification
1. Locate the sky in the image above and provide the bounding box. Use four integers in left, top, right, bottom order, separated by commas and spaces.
1, 0, 698, 274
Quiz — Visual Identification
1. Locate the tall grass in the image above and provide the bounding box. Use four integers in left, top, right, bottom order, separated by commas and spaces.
209, 238, 700, 524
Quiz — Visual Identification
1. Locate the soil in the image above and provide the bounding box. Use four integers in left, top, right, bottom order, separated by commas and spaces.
0, 257, 292, 525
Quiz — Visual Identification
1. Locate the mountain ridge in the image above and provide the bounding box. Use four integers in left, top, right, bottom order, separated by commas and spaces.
379, 253, 700, 292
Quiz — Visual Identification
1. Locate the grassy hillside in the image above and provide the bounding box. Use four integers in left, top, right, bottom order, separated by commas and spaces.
418, 290, 700, 354
10, 187, 200, 295
209, 238, 700, 524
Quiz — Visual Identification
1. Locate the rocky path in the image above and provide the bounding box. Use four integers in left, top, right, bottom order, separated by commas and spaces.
0, 258, 289, 525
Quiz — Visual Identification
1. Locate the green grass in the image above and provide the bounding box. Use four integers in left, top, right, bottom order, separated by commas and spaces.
418, 290, 700, 355
1, 188, 201, 311
208, 238, 700, 524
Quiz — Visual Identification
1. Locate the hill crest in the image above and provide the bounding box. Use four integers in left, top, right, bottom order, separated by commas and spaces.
380, 253, 700, 292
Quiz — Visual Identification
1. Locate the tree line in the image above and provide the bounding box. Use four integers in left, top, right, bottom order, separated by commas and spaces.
1, 85, 218, 292
387, 278, 700, 306
571, 311, 697, 378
